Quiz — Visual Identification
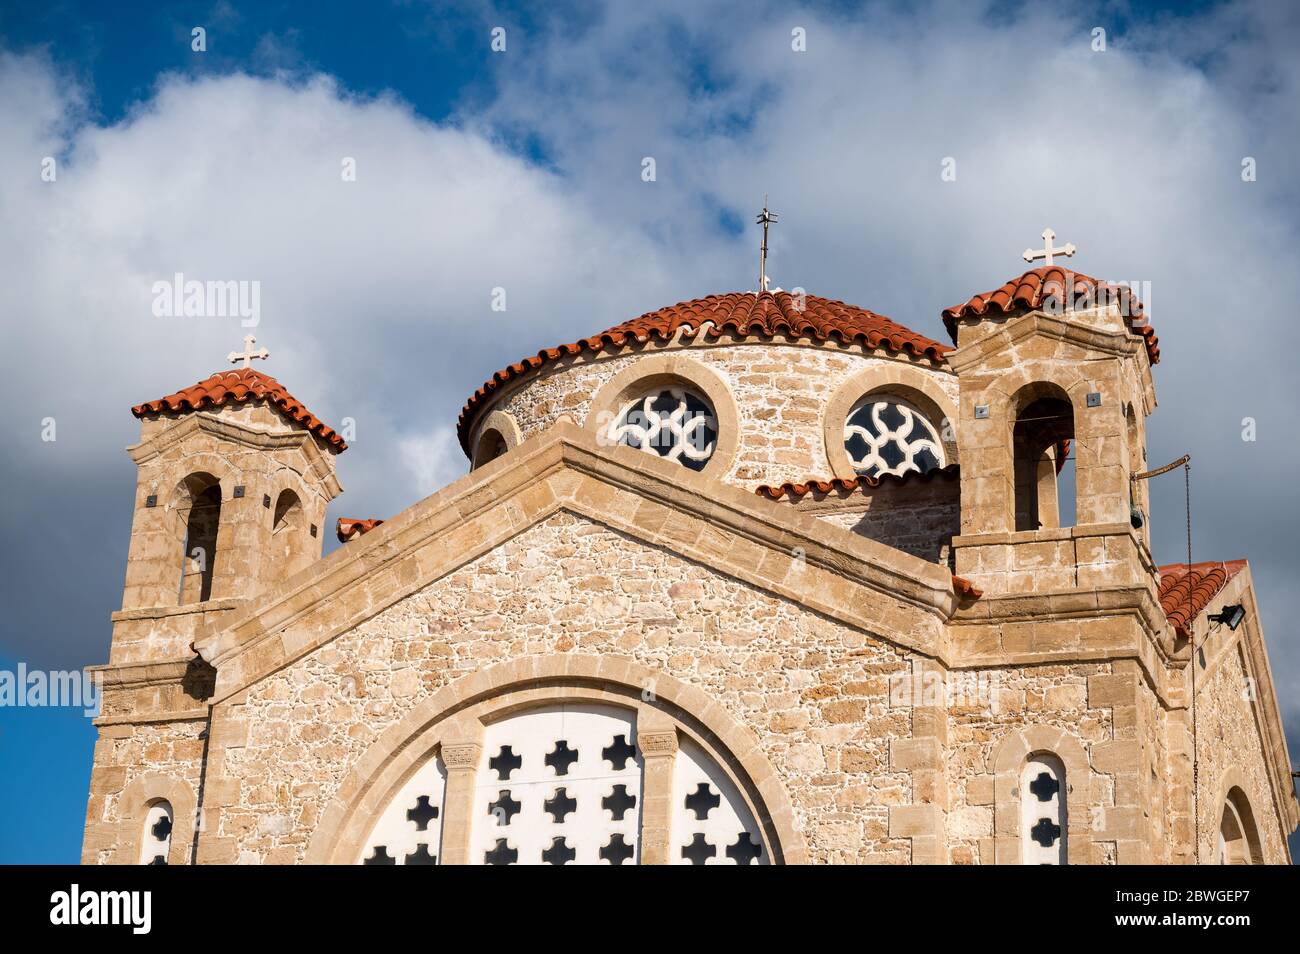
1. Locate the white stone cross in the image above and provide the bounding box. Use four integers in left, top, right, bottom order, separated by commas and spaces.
228, 334, 270, 369
1022, 228, 1077, 267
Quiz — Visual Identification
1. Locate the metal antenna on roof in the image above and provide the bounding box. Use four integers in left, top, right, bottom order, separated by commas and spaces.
756, 197, 779, 292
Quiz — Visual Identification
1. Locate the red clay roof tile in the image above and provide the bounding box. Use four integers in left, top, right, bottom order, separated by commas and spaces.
336, 517, 384, 542
952, 574, 983, 600
942, 266, 1160, 365
754, 463, 960, 501
133, 369, 347, 451
1158, 560, 1246, 636
458, 291, 950, 453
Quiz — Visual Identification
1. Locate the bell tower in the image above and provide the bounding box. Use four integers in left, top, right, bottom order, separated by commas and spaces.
110, 347, 346, 666
943, 257, 1160, 598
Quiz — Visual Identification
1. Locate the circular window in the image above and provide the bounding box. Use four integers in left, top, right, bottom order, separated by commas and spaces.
844, 396, 944, 478
607, 387, 718, 471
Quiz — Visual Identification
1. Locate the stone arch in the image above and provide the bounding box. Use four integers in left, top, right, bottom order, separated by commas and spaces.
989, 724, 1094, 864
174, 472, 222, 604
965, 369, 1089, 535
306, 655, 803, 865
1008, 381, 1075, 531
259, 467, 321, 586
823, 363, 959, 480
154, 451, 237, 603
472, 410, 523, 469
1212, 767, 1265, 864
115, 773, 198, 865
158, 451, 234, 504
584, 353, 740, 478
270, 488, 311, 578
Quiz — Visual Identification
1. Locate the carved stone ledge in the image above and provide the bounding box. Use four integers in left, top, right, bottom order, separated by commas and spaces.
441, 741, 483, 770
638, 729, 678, 756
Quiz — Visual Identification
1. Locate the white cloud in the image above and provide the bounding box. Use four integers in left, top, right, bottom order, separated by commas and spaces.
472, 0, 1300, 723
0, 47, 710, 663
2, 1, 1298, 745
397, 425, 464, 499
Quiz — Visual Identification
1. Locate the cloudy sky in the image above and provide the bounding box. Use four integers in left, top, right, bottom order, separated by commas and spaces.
1, 0, 1296, 862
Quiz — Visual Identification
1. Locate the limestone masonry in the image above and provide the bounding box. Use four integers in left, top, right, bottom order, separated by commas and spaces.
84, 269, 1297, 865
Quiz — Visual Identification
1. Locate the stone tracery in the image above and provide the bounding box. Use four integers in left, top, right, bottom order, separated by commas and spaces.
844, 396, 944, 478
608, 387, 718, 471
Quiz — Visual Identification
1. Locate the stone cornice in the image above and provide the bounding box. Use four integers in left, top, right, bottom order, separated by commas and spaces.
87, 657, 193, 687
127, 412, 344, 500
86, 657, 213, 725
946, 308, 1144, 374
110, 598, 242, 624
949, 584, 1173, 700
948, 305, 1158, 419
949, 583, 1167, 637
95, 709, 210, 726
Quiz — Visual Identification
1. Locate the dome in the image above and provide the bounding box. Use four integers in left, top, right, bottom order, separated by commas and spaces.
457, 290, 949, 453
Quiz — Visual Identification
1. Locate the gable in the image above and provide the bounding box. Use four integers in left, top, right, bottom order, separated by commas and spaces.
223, 510, 927, 863
194, 419, 957, 704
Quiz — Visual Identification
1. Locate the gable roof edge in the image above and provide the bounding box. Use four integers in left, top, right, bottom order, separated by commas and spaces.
195, 420, 958, 703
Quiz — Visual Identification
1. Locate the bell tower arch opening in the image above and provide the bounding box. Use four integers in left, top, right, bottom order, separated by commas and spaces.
1011, 383, 1075, 532
176, 472, 222, 604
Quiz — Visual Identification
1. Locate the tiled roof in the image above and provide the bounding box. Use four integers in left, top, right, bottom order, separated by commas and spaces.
942, 266, 1160, 365
337, 518, 384, 542
754, 463, 960, 501
1158, 560, 1246, 635
132, 369, 347, 451
458, 291, 950, 452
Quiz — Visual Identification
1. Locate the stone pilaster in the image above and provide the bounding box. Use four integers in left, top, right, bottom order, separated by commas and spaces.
438, 739, 483, 865
194, 697, 245, 864
888, 657, 949, 864
636, 722, 679, 865
1088, 660, 1148, 863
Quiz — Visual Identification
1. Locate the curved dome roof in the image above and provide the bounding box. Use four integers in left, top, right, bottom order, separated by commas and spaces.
457, 290, 949, 452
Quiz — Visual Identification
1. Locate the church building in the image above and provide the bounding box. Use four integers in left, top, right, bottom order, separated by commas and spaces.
82, 238, 1297, 864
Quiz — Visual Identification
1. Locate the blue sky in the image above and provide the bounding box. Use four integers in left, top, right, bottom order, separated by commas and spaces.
1, 0, 1297, 863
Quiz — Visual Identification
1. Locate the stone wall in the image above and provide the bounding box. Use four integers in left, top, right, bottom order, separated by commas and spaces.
216, 511, 922, 864
945, 662, 1114, 864
486, 341, 957, 489
780, 477, 960, 564
1194, 641, 1286, 862
81, 717, 207, 865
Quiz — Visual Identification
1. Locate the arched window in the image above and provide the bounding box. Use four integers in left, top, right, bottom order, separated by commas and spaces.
1020, 753, 1067, 864
139, 800, 174, 865
671, 736, 765, 865
473, 428, 509, 469
607, 387, 718, 471
1012, 385, 1074, 531
358, 703, 766, 865
843, 395, 944, 478
360, 756, 447, 865
271, 489, 311, 579
177, 473, 221, 604
1217, 787, 1262, 864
